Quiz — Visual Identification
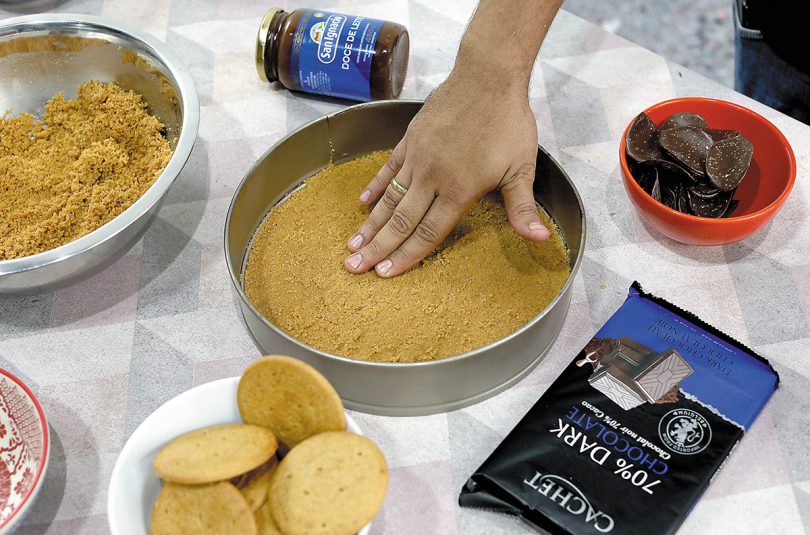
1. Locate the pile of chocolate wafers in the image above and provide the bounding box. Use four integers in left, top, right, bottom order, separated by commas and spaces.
626, 111, 753, 218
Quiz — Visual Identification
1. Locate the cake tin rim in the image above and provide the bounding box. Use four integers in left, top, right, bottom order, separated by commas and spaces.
0, 13, 200, 276
224, 99, 586, 369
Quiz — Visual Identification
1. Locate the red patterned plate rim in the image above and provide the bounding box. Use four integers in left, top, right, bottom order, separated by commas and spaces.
0, 369, 49, 530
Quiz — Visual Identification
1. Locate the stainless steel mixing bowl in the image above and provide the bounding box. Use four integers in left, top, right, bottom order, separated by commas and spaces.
0, 14, 199, 293
225, 100, 586, 416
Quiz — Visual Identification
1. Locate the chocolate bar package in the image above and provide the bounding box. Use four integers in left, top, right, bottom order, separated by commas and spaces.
459, 283, 778, 534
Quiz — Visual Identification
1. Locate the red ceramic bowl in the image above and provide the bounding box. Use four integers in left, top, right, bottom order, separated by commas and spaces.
619, 97, 796, 245
0, 369, 49, 533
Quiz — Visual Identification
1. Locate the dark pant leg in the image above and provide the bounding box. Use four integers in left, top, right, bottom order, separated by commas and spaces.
734, 1, 810, 124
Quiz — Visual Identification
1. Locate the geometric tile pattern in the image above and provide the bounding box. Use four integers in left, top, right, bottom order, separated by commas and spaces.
1, 2, 809, 534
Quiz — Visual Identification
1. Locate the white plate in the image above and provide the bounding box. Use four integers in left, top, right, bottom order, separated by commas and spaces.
107, 376, 369, 535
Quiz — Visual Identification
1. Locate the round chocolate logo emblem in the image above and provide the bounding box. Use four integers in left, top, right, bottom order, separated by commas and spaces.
658, 408, 712, 455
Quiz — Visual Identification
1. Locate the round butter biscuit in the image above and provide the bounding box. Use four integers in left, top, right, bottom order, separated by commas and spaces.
269, 431, 388, 535
255, 499, 284, 535
154, 423, 277, 484
238, 355, 346, 447
237, 459, 277, 511
151, 481, 257, 535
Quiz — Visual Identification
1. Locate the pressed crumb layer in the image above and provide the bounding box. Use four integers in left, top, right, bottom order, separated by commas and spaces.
0, 81, 173, 260
244, 151, 571, 363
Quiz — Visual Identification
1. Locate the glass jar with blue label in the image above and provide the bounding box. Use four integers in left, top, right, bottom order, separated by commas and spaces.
256, 8, 410, 102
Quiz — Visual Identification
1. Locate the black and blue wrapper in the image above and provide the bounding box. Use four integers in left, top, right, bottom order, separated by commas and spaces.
459, 282, 778, 534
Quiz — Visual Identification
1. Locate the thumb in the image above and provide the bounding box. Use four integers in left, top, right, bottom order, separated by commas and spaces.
500, 165, 550, 241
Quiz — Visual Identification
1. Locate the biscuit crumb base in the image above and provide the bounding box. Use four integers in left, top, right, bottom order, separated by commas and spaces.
244, 151, 571, 362
0, 80, 173, 260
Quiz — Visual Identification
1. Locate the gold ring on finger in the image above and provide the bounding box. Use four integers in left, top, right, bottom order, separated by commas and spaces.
389, 177, 408, 195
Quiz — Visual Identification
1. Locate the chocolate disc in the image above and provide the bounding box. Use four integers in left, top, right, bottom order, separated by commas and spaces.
637, 159, 697, 187
660, 186, 678, 210
626, 112, 662, 162
627, 109, 752, 218
687, 188, 732, 218
722, 199, 740, 218
704, 128, 740, 143
659, 126, 713, 176
635, 164, 658, 194
658, 159, 698, 186
661, 112, 707, 130
688, 184, 723, 199
705, 135, 753, 191
651, 177, 662, 203
627, 157, 641, 177
677, 185, 692, 214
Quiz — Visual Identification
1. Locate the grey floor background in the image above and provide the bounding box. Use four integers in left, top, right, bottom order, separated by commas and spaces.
565, 0, 734, 88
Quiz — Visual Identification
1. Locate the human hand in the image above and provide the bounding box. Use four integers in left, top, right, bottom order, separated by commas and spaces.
343, 70, 549, 278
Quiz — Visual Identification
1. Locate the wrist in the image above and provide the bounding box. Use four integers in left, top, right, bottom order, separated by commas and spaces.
450, 44, 532, 97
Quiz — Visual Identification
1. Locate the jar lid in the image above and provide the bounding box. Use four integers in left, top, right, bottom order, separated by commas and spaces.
255, 8, 281, 82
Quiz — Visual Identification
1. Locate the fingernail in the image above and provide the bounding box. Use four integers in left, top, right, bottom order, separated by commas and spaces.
376, 259, 393, 275
348, 234, 363, 249
529, 221, 550, 239
359, 190, 371, 203
346, 253, 362, 269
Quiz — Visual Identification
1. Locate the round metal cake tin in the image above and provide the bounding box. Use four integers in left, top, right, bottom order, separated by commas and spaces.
0, 14, 199, 293
225, 100, 586, 416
